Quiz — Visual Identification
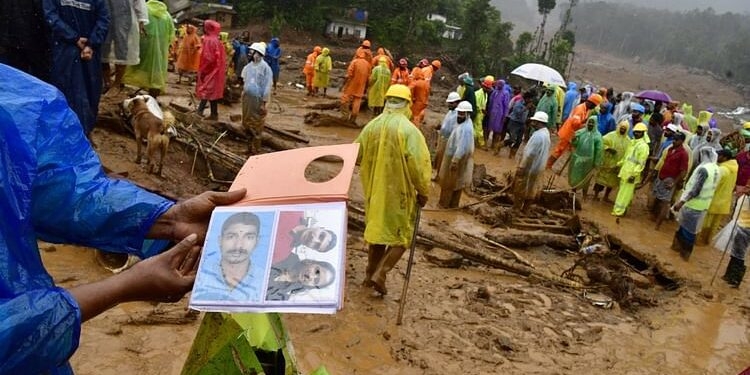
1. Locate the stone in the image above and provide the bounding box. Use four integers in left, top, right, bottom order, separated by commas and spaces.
423, 247, 463, 268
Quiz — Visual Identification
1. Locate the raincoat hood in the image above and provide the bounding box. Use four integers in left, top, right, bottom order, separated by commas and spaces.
586, 115, 599, 129
219, 32, 229, 43
270, 37, 280, 47
621, 91, 634, 102
494, 79, 505, 90
186, 24, 197, 34
568, 82, 577, 91
682, 103, 693, 117
413, 68, 424, 80
321, 47, 330, 56
355, 50, 366, 59
203, 20, 221, 37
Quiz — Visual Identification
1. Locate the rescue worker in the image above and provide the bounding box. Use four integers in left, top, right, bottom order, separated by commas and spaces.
371, 47, 393, 71
547, 94, 603, 168
195, 20, 226, 121
239, 42, 273, 154
593, 121, 631, 202
409, 68, 430, 127
672, 147, 720, 260
699, 149, 738, 245
264, 37, 281, 91
536, 83, 559, 130
340, 49, 370, 123
43, 0, 110, 136
368, 56, 391, 116
612, 122, 650, 221
391, 58, 411, 86
303, 46, 321, 96
434, 92, 462, 172
475, 76, 493, 148
122, 0, 175, 97
101, 0, 148, 92
514, 111, 552, 210
355, 84, 431, 296
177, 25, 202, 83
313, 47, 332, 97
568, 116, 603, 197
354, 39, 373, 66
438, 101, 475, 208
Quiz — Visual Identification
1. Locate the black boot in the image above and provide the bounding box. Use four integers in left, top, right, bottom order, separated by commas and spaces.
725, 257, 746, 288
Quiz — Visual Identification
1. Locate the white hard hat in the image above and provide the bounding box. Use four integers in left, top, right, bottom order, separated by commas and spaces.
250, 42, 266, 56
456, 101, 473, 112
530, 111, 549, 123
446, 92, 461, 103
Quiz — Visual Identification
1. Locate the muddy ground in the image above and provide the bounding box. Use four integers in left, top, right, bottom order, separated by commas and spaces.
42, 37, 750, 374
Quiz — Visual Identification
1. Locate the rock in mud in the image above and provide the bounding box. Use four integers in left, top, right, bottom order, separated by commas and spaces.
423, 247, 463, 268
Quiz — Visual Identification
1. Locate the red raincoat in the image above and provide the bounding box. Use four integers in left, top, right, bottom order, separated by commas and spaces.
196, 20, 226, 100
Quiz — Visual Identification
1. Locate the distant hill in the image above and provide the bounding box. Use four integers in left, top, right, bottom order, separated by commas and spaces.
587, 0, 750, 14
489, 0, 538, 33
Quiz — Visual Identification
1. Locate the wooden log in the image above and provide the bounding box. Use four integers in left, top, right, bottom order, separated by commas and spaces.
303, 112, 361, 128
463, 232, 535, 268
266, 124, 310, 143
306, 101, 341, 110
485, 228, 577, 250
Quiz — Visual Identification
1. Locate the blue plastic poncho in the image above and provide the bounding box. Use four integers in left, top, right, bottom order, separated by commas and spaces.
43, 0, 110, 135
264, 37, 281, 79
562, 82, 580, 121
0, 64, 174, 374
597, 102, 616, 135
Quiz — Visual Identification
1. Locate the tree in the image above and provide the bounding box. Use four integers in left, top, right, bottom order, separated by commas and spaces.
532, 0, 557, 54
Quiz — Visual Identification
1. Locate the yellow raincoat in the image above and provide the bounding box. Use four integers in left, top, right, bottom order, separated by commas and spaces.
313, 48, 332, 88
474, 87, 488, 145
612, 137, 649, 216
555, 85, 566, 125
596, 124, 631, 188
367, 58, 391, 108
355, 105, 431, 247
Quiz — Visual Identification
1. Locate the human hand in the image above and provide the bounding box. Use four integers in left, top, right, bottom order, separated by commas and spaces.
672, 200, 685, 212
76, 37, 88, 50
148, 189, 247, 244
122, 233, 201, 302
139, 21, 146, 36
80, 46, 93, 61
417, 194, 428, 207
627, 176, 635, 183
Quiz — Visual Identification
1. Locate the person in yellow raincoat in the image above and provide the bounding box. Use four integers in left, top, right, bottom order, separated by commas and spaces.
593, 121, 631, 202
699, 149, 738, 244
219, 31, 234, 78
555, 84, 566, 128
612, 122, 650, 220
474, 76, 493, 148
313, 47, 332, 97
367, 56, 391, 116
122, 0, 175, 96
355, 84, 431, 295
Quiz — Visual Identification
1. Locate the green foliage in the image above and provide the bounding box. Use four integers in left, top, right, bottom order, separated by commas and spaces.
270, 12, 285, 36
572, 2, 750, 84
537, 0, 556, 15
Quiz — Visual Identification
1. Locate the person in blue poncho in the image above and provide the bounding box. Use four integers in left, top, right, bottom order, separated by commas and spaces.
597, 102, 616, 135
42, 0, 110, 136
0, 63, 246, 374
562, 82, 580, 122
265, 36, 282, 92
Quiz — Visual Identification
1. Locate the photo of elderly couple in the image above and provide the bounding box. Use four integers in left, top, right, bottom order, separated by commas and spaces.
190, 202, 346, 312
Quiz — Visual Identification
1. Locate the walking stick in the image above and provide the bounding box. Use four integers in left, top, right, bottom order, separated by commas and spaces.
710, 195, 746, 286
545, 152, 571, 190
397, 205, 422, 325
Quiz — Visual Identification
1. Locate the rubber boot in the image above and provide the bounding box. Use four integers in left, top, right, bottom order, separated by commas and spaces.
724, 256, 746, 288
369, 246, 406, 295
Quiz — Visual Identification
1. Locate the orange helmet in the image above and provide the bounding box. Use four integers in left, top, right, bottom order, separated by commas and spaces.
587, 94, 603, 106
313, 45, 321, 53
361, 40, 371, 48
431, 59, 441, 70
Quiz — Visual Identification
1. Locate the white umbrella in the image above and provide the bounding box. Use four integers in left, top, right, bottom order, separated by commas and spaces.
510, 63, 566, 88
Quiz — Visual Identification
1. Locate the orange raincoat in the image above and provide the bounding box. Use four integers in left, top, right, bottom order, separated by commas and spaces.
340, 51, 371, 118
409, 69, 430, 126
176, 24, 201, 73
371, 48, 393, 71
303, 46, 320, 94
391, 67, 411, 86
551, 102, 590, 160
354, 46, 373, 68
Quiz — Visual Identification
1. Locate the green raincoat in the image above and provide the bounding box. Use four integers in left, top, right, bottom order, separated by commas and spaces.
367, 59, 391, 108
122, 0, 175, 93
596, 123, 631, 188
313, 48, 332, 88
536, 88, 559, 129
569, 116, 603, 188
682, 103, 698, 133
355, 104, 431, 247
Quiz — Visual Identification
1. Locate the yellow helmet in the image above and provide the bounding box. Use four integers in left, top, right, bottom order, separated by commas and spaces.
743, 121, 750, 130
385, 84, 412, 103
633, 122, 648, 132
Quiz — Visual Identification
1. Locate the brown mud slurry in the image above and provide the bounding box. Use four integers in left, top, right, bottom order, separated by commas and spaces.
44, 41, 750, 374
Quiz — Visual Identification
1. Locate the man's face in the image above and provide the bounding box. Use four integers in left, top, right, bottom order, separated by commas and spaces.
587, 118, 595, 130
299, 227, 334, 252
673, 137, 684, 147
448, 101, 459, 110
457, 111, 468, 123
706, 132, 713, 142
298, 262, 334, 287
631, 111, 643, 122
618, 126, 627, 135
696, 126, 704, 136
252, 51, 263, 63
220, 223, 258, 264
634, 131, 645, 139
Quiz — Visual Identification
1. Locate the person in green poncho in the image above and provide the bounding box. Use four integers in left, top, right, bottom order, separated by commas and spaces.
122, 0, 174, 96
367, 56, 391, 116
593, 121, 631, 202
536, 84, 559, 130
568, 116, 603, 197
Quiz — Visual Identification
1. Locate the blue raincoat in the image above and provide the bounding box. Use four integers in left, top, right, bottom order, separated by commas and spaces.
562, 82, 579, 121
264, 37, 281, 80
0, 64, 173, 374
597, 102, 616, 135
43, 0, 110, 135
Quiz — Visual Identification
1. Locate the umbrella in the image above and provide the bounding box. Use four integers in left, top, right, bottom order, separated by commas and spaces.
510, 63, 567, 87
635, 90, 672, 103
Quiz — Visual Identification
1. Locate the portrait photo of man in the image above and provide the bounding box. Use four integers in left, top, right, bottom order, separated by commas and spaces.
192, 211, 273, 302
271, 211, 338, 263
265, 253, 336, 301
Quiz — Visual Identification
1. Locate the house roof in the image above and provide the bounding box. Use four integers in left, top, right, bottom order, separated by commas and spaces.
327, 18, 367, 27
